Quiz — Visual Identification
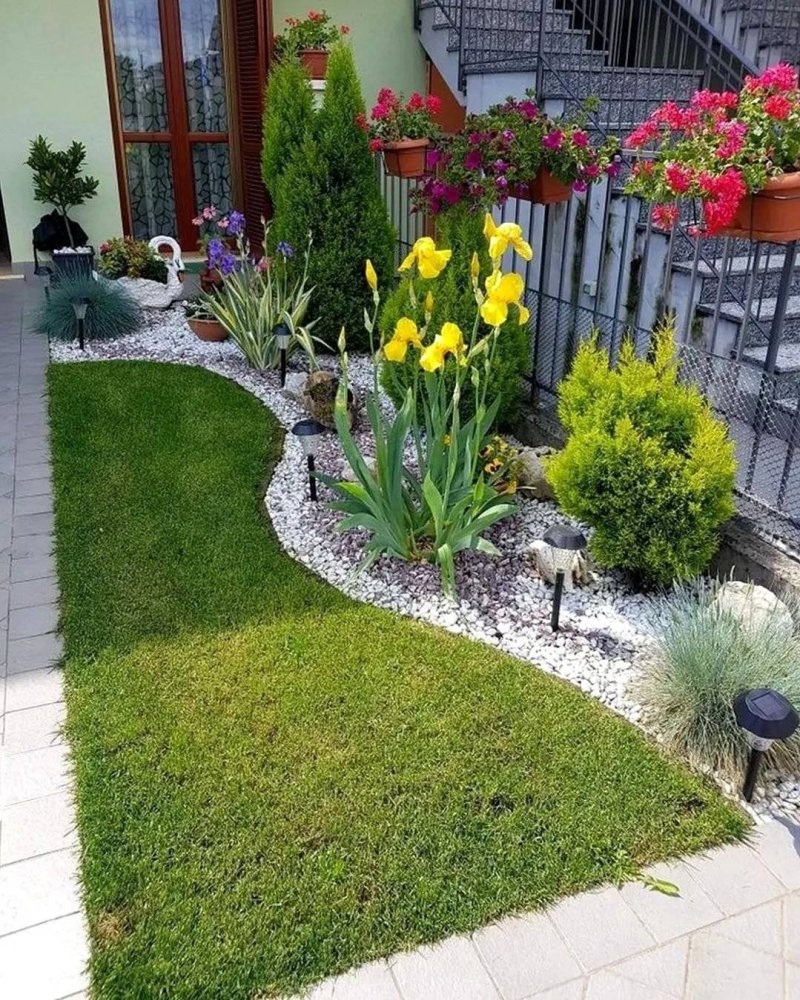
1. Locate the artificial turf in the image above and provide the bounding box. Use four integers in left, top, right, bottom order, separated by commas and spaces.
48, 361, 747, 1000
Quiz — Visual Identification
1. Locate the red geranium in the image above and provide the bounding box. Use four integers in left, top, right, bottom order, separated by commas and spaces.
366, 88, 441, 147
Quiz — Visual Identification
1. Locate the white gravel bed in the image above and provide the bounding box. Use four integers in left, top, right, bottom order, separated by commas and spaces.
50, 305, 799, 822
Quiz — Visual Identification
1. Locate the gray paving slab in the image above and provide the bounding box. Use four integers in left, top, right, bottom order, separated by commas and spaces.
389, 935, 501, 1000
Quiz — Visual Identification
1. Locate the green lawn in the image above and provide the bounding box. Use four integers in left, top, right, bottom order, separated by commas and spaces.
49, 361, 747, 1000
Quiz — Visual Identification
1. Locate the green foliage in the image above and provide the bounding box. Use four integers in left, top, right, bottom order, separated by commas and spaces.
98, 237, 168, 284
26, 135, 99, 246
546, 322, 736, 586
262, 55, 315, 196
380, 210, 530, 428
47, 359, 745, 997
638, 580, 800, 777
269, 43, 395, 350
36, 276, 139, 342
201, 232, 322, 371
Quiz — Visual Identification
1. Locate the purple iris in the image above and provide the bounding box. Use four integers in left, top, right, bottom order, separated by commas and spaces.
207, 238, 225, 267
218, 252, 238, 275
277, 241, 294, 259
227, 210, 246, 237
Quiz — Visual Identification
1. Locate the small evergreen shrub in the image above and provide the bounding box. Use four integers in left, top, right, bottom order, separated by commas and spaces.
262, 56, 315, 197
638, 580, 800, 777
37, 277, 140, 342
269, 43, 395, 350
546, 322, 736, 586
380, 208, 530, 428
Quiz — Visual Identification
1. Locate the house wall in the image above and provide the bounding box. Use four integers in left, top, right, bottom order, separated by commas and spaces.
0, 2, 122, 265
272, 0, 427, 106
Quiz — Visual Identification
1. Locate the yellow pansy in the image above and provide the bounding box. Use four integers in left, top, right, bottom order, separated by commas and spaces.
483, 214, 533, 264
383, 317, 422, 363
365, 259, 378, 291
399, 237, 452, 280
419, 322, 465, 372
480, 271, 531, 327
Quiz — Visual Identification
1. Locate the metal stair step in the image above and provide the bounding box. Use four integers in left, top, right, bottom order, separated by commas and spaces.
673, 253, 800, 305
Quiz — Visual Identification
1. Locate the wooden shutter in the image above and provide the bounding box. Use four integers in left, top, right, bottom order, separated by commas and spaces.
232, 0, 271, 251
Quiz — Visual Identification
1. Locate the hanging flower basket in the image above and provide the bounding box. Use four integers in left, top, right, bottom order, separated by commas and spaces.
299, 48, 328, 79
188, 316, 228, 342
717, 172, 800, 243
382, 139, 430, 179
511, 168, 571, 205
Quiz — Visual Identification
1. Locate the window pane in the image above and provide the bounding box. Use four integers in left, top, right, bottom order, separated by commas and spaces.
181, 0, 228, 133
110, 0, 168, 132
192, 143, 231, 217
126, 143, 177, 239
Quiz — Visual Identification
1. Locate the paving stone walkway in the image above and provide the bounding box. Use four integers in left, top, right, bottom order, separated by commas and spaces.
0, 280, 88, 1000
0, 281, 798, 1000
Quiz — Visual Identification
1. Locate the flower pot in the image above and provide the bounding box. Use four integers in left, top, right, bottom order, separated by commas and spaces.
718, 172, 800, 243
382, 139, 430, 179
511, 168, 571, 205
188, 316, 229, 342
199, 267, 223, 294
299, 48, 328, 79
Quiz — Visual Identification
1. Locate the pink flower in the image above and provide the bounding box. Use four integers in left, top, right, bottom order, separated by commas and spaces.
572, 130, 589, 147
426, 95, 442, 114
191, 215, 204, 227
407, 92, 425, 111
764, 94, 793, 120
745, 63, 798, 93
464, 149, 482, 171
257, 256, 272, 272
626, 120, 659, 148
369, 138, 384, 152
542, 130, 564, 150
572, 179, 588, 193
690, 89, 738, 113
583, 163, 600, 179
653, 204, 679, 230
664, 161, 693, 194
217, 217, 229, 229
202, 206, 217, 220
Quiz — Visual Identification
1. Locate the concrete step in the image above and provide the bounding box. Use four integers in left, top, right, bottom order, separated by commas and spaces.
672, 253, 800, 305
699, 294, 800, 350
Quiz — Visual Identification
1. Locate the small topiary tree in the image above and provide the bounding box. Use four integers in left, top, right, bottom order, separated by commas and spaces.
380, 208, 530, 428
269, 42, 395, 350
262, 55, 315, 198
26, 136, 99, 247
545, 321, 736, 587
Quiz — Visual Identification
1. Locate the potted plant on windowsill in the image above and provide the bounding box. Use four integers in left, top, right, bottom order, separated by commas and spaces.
184, 297, 228, 342
273, 10, 350, 79
625, 63, 800, 241
365, 89, 442, 179
413, 95, 620, 215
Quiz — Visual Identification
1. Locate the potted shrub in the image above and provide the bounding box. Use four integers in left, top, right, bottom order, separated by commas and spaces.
184, 297, 228, 342
625, 63, 800, 241
26, 135, 99, 248
98, 237, 180, 309
273, 10, 350, 79
414, 95, 620, 215
364, 89, 441, 178
191, 205, 247, 292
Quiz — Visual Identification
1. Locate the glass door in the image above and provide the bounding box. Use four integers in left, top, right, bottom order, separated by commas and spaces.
106, 0, 231, 247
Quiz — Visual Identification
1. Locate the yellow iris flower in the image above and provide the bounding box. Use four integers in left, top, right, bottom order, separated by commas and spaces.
383, 317, 422, 363
480, 271, 531, 327
419, 322, 465, 372
483, 214, 533, 264
399, 237, 452, 280
365, 259, 378, 291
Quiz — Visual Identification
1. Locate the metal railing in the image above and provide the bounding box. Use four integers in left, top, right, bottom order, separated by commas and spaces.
687, 0, 800, 71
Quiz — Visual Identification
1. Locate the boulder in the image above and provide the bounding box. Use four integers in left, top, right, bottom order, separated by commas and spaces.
302, 371, 359, 429
712, 581, 794, 634
282, 371, 306, 401
529, 539, 593, 590
517, 446, 557, 501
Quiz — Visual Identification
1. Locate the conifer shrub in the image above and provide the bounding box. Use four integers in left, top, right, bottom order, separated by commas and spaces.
379, 208, 530, 428
262, 56, 315, 198
546, 322, 736, 587
267, 43, 395, 350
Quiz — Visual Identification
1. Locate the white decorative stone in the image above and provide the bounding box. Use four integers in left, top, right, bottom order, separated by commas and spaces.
712, 581, 794, 635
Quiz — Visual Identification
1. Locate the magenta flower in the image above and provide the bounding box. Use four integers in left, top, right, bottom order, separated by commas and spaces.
464, 149, 482, 171
572, 179, 588, 193
501, 129, 515, 143
542, 131, 564, 150
573, 130, 589, 147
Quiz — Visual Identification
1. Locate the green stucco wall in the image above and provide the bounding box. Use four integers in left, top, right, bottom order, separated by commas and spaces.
272, 1, 427, 108
0, 1, 122, 264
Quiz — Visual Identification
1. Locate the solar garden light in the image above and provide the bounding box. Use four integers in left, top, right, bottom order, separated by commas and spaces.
291, 419, 325, 501
274, 322, 291, 387
543, 523, 587, 632
70, 297, 90, 351
735, 688, 799, 802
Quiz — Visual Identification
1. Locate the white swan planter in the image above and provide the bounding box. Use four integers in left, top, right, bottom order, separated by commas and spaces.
112, 236, 186, 310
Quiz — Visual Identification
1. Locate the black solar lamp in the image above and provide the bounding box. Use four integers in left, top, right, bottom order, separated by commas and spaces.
735, 688, 799, 802
543, 523, 587, 632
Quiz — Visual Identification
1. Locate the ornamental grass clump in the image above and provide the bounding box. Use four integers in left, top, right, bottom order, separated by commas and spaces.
545, 323, 736, 587
36, 276, 140, 342
638, 581, 800, 778
625, 63, 800, 234
324, 218, 533, 597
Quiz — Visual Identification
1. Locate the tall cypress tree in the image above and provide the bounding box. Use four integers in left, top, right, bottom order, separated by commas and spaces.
262, 56, 315, 204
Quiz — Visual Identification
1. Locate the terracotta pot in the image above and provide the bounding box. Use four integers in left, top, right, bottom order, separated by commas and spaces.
718, 172, 800, 243
511, 167, 571, 205
299, 48, 328, 79
188, 317, 228, 342
199, 267, 223, 295
382, 139, 430, 179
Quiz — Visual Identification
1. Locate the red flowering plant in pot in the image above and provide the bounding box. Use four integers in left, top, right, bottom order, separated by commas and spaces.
625, 63, 800, 241
361, 89, 442, 178
413, 94, 620, 215
273, 10, 350, 78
